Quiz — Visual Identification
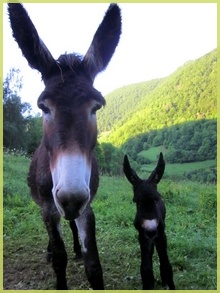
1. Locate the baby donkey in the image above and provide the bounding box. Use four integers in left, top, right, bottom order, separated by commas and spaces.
123, 153, 175, 290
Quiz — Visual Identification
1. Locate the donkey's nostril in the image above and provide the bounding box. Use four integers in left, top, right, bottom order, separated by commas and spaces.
59, 196, 68, 207
55, 187, 90, 220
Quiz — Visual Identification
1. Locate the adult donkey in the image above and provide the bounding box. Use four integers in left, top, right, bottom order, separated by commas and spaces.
8, 3, 121, 290
123, 153, 175, 290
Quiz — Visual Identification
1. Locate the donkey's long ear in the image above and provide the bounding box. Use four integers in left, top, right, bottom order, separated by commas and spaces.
83, 4, 122, 81
123, 155, 141, 186
8, 3, 56, 78
148, 152, 165, 184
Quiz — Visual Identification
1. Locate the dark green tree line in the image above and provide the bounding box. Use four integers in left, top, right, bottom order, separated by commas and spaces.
3, 68, 42, 154
3, 68, 31, 150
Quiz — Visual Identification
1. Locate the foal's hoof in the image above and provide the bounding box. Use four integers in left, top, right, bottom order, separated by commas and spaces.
56, 284, 68, 290
56, 278, 68, 290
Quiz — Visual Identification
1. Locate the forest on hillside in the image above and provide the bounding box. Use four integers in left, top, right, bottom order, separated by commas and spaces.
96, 49, 217, 180
123, 119, 217, 163
98, 49, 217, 147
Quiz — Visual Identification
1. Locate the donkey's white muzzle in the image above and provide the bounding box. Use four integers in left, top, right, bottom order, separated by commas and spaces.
51, 153, 91, 220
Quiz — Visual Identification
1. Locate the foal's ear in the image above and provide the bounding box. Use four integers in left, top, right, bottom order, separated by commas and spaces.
123, 155, 141, 186
8, 3, 56, 78
148, 152, 165, 184
83, 4, 122, 81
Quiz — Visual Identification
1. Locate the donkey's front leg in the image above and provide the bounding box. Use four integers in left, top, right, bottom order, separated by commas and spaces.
42, 204, 68, 290
139, 234, 155, 289
69, 220, 82, 260
155, 232, 175, 290
75, 206, 104, 289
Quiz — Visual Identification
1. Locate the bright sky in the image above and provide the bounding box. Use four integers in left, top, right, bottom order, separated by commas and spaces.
3, 3, 217, 115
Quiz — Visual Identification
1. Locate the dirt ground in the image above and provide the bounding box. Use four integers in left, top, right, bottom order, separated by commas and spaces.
3, 241, 90, 290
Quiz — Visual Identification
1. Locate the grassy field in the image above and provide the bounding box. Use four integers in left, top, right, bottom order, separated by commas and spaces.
139, 146, 167, 161
3, 153, 217, 290
138, 146, 216, 180
141, 159, 216, 176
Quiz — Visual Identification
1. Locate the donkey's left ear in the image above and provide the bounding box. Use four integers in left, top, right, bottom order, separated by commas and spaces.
8, 3, 56, 79
123, 155, 141, 186
148, 152, 165, 184
83, 4, 122, 81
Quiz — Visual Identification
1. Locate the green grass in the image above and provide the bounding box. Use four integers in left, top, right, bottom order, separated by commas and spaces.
3, 153, 30, 201
139, 146, 166, 161
141, 159, 216, 176
138, 146, 216, 180
3, 153, 217, 290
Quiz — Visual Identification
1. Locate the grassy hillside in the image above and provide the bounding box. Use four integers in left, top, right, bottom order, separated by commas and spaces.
98, 49, 217, 147
3, 153, 217, 290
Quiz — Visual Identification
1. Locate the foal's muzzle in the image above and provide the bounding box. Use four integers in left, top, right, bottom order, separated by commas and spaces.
141, 218, 158, 239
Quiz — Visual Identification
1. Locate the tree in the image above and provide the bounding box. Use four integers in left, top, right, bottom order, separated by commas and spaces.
3, 68, 32, 150
25, 115, 42, 155
94, 142, 124, 175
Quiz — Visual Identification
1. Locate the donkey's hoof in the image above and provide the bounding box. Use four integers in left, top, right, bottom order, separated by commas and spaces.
74, 252, 83, 261
46, 252, 53, 263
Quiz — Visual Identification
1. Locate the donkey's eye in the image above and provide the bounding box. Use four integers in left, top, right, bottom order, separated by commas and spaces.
91, 103, 102, 115
38, 103, 51, 114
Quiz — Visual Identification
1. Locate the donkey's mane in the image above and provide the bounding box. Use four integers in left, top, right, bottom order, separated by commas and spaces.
57, 53, 83, 74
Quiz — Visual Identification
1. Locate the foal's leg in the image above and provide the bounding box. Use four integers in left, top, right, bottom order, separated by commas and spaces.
69, 220, 82, 259
139, 234, 155, 289
155, 232, 175, 290
75, 205, 104, 289
42, 204, 68, 290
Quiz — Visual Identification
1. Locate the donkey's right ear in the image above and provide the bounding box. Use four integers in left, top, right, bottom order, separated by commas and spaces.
83, 4, 122, 82
123, 155, 141, 186
148, 152, 165, 184
8, 3, 56, 78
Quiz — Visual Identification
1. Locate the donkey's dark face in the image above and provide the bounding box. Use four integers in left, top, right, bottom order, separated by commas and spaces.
123, 153, 165, 238
38, 66, 106, 219
8, 3, 121, 220
39, 71, 104, 156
